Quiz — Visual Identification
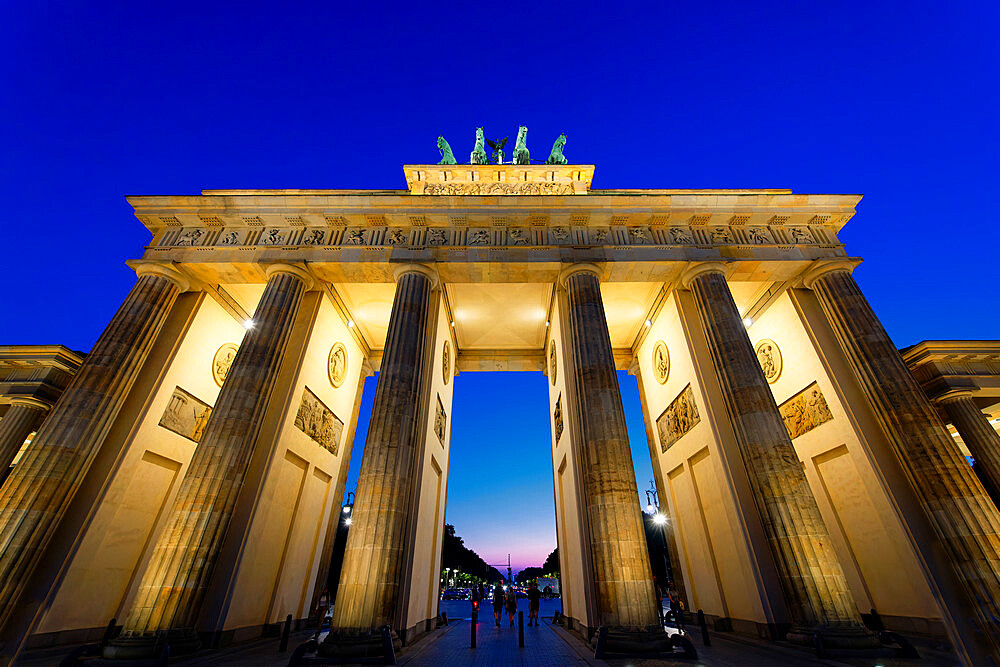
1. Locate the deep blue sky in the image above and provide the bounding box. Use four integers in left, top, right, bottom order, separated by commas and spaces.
4, 2, 997, 572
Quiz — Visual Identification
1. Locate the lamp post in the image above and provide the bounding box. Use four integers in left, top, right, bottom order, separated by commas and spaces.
645, 481, 673, 585
342, 491, 354, 526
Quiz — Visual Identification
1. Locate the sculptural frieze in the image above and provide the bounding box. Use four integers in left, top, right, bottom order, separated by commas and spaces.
387, 228, 407, 245
261, 228, 285, 245
669, 227, 693, 244
427, 228, 448, 245
656, 384, 700, 452
550, 226, 569, 242
748, 227, 772, 244
754, 339, 782, 384
434, 395, 447, 444
630, 227, 648, 244
220, 230, 240, 245
212, 343, 239, 387
467, 229, 490, 245
653, 341, 670, 384
509, 228, 531, 245
790, 227, 813, 243
328, 342, 348, 388
159, 386, 212, 443
176, 229, 204, 246
344, 229, 366, 245
779, 382, 834, 440
710, 227, 733, 243
422, 181, 574, 196
294, 386, 344, 454
304, 229, 326, 245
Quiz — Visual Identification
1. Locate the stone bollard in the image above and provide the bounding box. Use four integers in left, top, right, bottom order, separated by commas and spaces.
697, 609, 711, 646
518, 611, 524, 647
279, 614, 292, 652
470, 610, 477, 648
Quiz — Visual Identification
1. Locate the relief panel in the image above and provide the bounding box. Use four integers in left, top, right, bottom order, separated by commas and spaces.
159, 386, 212, 442
779, 381, 834, 439
293, 386, 344, 454
657, 384, 701, 452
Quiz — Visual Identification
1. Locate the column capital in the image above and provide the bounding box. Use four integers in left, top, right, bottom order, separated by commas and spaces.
264, 262, 314, 291
557, 262, 601, 287
799, 258, 862, 289
932, 388, 978, 405
128, 260, 190, 292
392, 263, 439, 289
679, 262, 729, 289
8, 397, 52, 411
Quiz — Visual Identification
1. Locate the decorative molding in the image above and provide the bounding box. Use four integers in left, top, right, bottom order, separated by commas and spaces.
422, 182, 575, 196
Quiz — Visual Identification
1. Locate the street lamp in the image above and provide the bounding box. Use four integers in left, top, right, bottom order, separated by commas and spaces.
645, 481, 674, 585
342, 491, 354, 525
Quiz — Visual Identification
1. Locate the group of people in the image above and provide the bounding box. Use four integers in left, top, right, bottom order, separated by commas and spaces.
470, 581, 542, 627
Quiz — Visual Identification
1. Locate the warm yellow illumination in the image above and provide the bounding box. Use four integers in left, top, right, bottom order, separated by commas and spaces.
242, 318, 255, 330
344, 517, 352, 526
742, 316, 753, 328
347, 319, 355, 329
653, 513, 667, 526
644, 319, 652, 328
450, 321, 455, 327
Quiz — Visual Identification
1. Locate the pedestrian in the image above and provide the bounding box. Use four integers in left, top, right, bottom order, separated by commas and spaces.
471, 582, 481, 614
492, 582, 505, 627
505, 585, 517, 627
666, 581, 683, 630
527, 581, 541, 626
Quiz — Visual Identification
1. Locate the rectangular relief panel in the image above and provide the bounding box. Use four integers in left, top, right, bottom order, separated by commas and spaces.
434, 395, 447, 445
657, 384, 701, 452
779, 381, 834, 439
294, 386, 344, 454
158, 386, 212, 442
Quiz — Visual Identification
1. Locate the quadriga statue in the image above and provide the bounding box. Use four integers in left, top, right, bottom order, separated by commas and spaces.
545, 134, 568, 165
513, 126, 530, 165
437, 136, 457, 165
470, 128, 488, 165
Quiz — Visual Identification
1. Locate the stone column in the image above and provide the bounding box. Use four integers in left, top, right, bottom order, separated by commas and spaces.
804, 260, 1000, 656
104, 264, 312, 658
0, 262, 186, 635
936, 391, 1000, 500
682, 263, 872, 646
0, 398, 49, 483
321, 265, 435, 658
559, 264, 664, 645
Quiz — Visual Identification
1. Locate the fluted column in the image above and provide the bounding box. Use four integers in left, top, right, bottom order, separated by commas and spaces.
560, 265, 662, 638
683, 263, 871, 645
805, 260, 1000, 656
321, 266, 435, 656
104, 264, 311, 658
0, 262, 186, 635
937, 391, 1000, 502
0, 398, 49, 483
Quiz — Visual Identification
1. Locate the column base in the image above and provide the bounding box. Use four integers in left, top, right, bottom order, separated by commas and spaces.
786, 624, 880, 650
316, 627, 401, 660
101, 628, 201, 660
590, 627, 675, 655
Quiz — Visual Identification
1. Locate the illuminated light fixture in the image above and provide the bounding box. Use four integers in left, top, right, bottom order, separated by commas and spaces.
450, 321, 456, 328
653, 513, 667, 526
342, 505, 351, 514
242, 318, 255, 330
347, 319, 355, 328
545, 321, 550, 327
644, 319, 652, 328
344, 517, 352, 526
742, 316, 753, 328
646, 503, 656, 514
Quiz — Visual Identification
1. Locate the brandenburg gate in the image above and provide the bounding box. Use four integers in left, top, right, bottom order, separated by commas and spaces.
0, 156, 999, 664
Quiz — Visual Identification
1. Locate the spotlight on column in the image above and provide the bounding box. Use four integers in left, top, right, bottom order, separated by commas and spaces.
742, 316, 753, 328
450, 321, 455, 327
347, 319, 355, 328
644, 319, 652, 328
545, 321, 550, 327
653, 513, 667, 526
242, 318, 255, 330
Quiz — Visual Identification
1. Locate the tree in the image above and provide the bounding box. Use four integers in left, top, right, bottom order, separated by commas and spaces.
542, 547, 559, 575
440, 524, 504, 583
515, 566, 544, 583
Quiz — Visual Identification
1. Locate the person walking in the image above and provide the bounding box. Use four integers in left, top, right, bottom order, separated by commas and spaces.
492, 582, 505, 627
505, 585, 518, 627
527, 581, 541, 626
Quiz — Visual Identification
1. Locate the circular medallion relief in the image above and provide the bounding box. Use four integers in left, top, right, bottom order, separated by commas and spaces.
652, 340, 670, 384
212, 343, 239, 387
754, 339, 782, 384
328, 342, 348, 388
549, 342, 558, 386
442, 340, 451, 385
